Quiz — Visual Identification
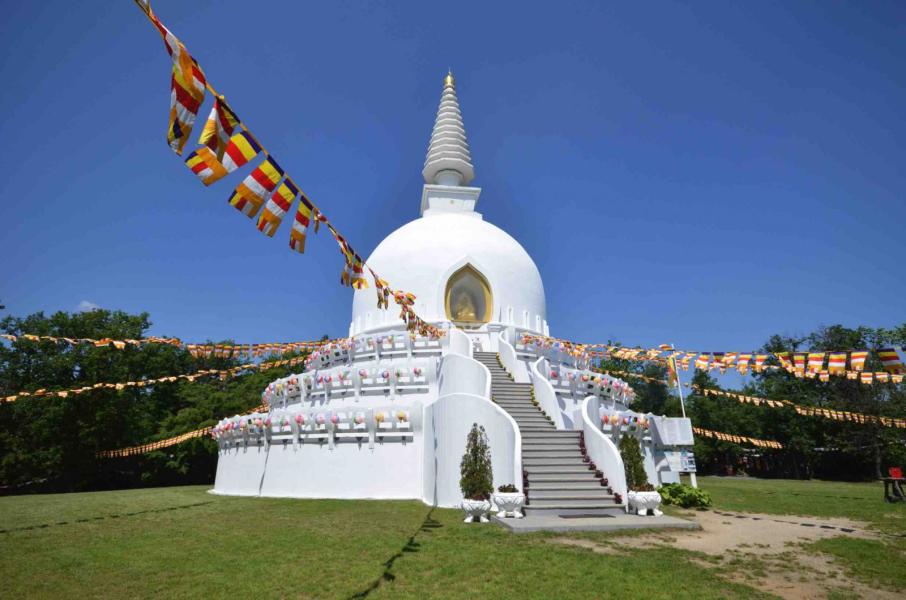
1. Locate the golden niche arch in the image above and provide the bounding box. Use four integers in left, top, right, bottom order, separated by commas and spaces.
445, 264, 493, 325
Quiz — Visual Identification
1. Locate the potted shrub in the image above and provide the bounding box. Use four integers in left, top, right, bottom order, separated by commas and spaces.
619, 434, 662, 516
460, 423, 493, 523
492, 484, 525, 519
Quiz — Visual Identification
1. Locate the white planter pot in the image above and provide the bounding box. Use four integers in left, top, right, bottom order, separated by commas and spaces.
461, 499, 491, 523
627, 491, 663, 516
492, 492, 525, 518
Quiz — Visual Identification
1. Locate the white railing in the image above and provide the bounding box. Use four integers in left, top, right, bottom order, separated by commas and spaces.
530, 356, 565, 429
497, 328, 530, 383
581, 395, 627, 508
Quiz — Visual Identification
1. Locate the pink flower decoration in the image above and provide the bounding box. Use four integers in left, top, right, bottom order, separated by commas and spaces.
330, 414, 339, 424
316, 414, 326, 425
550, 371, 558, 378
295, 414, 304, 425
359, 369, 368, 377
264, 418, 271, 427
354, 414, 365, 424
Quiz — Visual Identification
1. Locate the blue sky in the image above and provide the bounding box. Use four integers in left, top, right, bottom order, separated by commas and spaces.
1, 0, 904, 351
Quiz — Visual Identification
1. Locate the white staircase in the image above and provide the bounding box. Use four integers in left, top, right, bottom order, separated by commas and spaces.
474, 352, 624, 516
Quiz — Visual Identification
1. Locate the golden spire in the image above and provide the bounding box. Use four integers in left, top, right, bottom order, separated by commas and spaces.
444, 69, 455, 88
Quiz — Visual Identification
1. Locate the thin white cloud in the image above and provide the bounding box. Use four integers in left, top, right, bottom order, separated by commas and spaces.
76, 300, 102, 312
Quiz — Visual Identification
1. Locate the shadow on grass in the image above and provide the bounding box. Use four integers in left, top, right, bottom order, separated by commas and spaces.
347, 508, 442, 599
0, 501, 214, 534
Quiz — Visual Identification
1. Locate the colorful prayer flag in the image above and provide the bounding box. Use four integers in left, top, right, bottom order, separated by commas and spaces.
229, 156, 284, 218
807, 352, 825, 373
257, 178, 298, 237
184, 147, 227, 185
148, 9, 206, 154
199, 98, 240, 160
879, 348, 905, 374
666, 355, 679, 387
222, 131, 261, 172
850, 351, 869, 372
828, 352, 847, 374
289, 193, 314, 253
793, 353, 806, 373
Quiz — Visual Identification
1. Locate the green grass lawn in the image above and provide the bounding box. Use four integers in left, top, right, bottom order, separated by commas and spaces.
0, 478, 903, 599
0, 485, 760, 599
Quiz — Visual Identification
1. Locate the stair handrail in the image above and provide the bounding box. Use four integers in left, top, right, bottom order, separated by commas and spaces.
530, 356, 565, 429
580, 395, 627, 508
497, 327, 530, 383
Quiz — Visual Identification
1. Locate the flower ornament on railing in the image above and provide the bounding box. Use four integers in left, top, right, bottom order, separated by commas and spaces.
396, 410, 409, 423
381, 370, 390, 380
295, 414, 305, 426
329, 413, 339, 425
413, 367, 422, 376
550, 370, 558, 379
316, 413, 326, 426
375, 411, 385, 424
354, 412, 365, 425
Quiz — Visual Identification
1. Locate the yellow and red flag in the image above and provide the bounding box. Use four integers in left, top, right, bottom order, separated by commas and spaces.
229, 157, 284, 218
147, 7, 206, 155
879, 348, 905, 374
828, 353, 847, 374
222, 131, 261, 172
666, 355, 679, 387
184, 147, 227, 186
199, 98, 240, 160
257, 178, 298, 237
850, 351, 869, 372
289, 193, 314, 254
807, 352, 825, 373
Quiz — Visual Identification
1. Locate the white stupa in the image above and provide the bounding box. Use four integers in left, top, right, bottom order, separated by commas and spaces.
350, 71, 548, 345
211, 73, 694, 514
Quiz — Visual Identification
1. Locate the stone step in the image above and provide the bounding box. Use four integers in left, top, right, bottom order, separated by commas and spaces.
521, 430, 581, 437
492, 383, 533, 388
528, 481, 609, 492
524, 464, 593, 474
522, 450, 585, 459
527, 489, 615, 500
521, 436, 581, 445
523, 457, 588, 467
519, 427, 560, 434
524, 499, 620, 509
521, 443, 581, 452
526, 473, 603, 483
522, 505, 626, 518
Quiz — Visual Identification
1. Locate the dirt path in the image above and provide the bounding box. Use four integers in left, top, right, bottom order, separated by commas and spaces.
551, 509, 896, 599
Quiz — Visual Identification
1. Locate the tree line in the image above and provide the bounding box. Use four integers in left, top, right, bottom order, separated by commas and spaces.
0, 309, 310, 493
602, 324, 906, 480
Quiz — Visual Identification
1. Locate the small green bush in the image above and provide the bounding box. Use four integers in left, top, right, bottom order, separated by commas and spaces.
460, 424, 493, 500
497, 484, 517, 493
658, 483, 712, 508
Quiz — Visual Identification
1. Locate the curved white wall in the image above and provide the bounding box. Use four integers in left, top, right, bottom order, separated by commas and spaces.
582, 396, 627, 505
422, 393, 522, 507
531, 357, 565, 429
350, 212, 546, 335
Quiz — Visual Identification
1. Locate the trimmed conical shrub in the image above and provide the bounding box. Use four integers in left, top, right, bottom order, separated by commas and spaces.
460, 423, 493, 500
619, 434, 651, 491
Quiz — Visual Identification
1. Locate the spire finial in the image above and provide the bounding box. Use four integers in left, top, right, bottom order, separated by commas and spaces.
422, 70, 474, 186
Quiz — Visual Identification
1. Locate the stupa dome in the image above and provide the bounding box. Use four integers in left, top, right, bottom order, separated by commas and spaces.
350, 209, 547, 335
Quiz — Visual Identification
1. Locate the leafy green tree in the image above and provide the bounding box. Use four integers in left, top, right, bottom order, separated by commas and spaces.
459, 423, 493, 500
0, 309, 306, 491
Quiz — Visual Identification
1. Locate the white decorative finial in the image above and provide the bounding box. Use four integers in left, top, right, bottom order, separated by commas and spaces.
422, 69, 474, 186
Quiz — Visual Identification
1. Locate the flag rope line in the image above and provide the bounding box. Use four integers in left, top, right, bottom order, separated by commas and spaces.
130, 1, 443, 338
97, 404, 266, 458
2, 355, 306, 404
